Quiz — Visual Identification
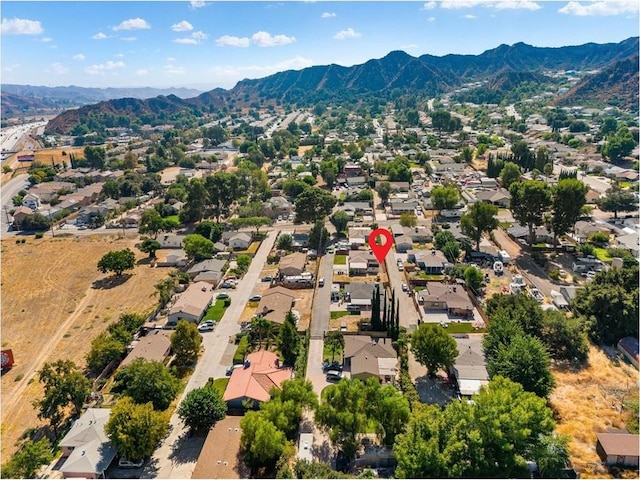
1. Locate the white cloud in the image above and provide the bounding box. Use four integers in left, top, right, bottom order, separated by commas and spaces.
216, 34, 250, 47
321, 12, 336, 18
400, 44, 418, 50
120, 36, 137, 42
166, 57, 176, 62
428, 16, 436, 21
192, 31, 208, 41
39, 37, 52, 42
174, 38, 198, 45
112, 18, 150, 31
115, 53, 125, 57
164, 64, 185, 75
463, 14, 477, 18
92, 32, 107, 40
135, 69, 148, 76
251, 31, 295, 47
211, 56, 313, 79
190, 0, 206, 8
49, 62, 68, 75
333, 27, 361, 40
559, 1, 638, 16
171, 20, 193, 32
84, 60, 125, 75
1, 17, 44, 35
3, 64, 20, 72
440, 1, 540, 9
72, 54, 85, 61
420, 2, 437, 10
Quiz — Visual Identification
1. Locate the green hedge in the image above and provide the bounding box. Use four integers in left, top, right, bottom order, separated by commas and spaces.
233, 335, 249, 365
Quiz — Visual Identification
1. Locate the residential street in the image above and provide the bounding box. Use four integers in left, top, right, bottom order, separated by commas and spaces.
0, 174, 29, 234
307, 253, 333, 398
385, 249, 420, 332
143, 230, 279, 479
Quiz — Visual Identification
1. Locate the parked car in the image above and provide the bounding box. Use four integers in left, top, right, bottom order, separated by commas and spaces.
249, 295, 262, 302
326, 370, 344, 382
261, 275, 273, 282
318, 277, 325, 287
118, 458, 144, 468
226, 364, 244, 376
198, 321, 215, 332
402, 283, 409, 292
220, 282, 236, 289
216, 293, 230, 299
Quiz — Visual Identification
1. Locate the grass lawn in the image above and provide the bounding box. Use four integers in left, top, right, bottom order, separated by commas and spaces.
164, 214, 179, 224
213, 377, 230, 396
330, 311, 351, 319
593, 247, 612, 262
443, 322, 485, 334
334, 255, 347, 265
202, 300, 228, 322
323, 342, 343, 363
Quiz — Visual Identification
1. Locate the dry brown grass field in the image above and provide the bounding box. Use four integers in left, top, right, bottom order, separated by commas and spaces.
0, 234, 170, 462
550, 346, 639, 478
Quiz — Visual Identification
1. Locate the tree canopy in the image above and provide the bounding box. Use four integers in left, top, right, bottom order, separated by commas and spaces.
431, 185, 459, 213
460, 201, 499, 251
183, 233, 215, 261
114, 359, 181, 411
294, 187, 337, 223
550, 179, 588, 247
177, 384, 227, 434
410, 324, 458, 377
598, 183, 638, 219
171, 320, 202, 366
97, 248, 136, 276
509, 180, 552, 244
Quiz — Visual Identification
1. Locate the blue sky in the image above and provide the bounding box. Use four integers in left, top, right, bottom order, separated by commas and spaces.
1, 1, 638, 91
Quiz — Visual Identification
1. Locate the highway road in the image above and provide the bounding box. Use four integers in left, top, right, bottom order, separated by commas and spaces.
0, 174, 30, 233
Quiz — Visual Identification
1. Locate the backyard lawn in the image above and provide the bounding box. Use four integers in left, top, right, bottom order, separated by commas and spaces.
593, 247, 612, 262
442, 322, 485, 334
334, 255, 347, 265
330, 311, 351, 319
202, 300, 229, 322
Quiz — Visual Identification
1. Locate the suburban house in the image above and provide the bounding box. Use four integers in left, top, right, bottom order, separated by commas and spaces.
344, 282, 376, 311
120, 329, 172, 368
167, 281, 213, 325
342, 202, 373, 218
596, 432, 639, 467
395, 235, 414, 253
585, 189, 601, 204
11, 206, 34, 228
617, 337, 639, 369
255, 287, 296, 324
343, 336, 398, 383
343, 163, 363, 176
155, 249, 188, 267
450, 335, 489, 397
158, 234, 185, 249
573, 220, 611, 243
390, 199, 420, 215
187, 259, 227, 286
616, 232, 639, 257
406, 226, 432, 243
262, 196, 293, 218
58, 408, 117, 479
223, 350, 293, 409
227, 232, 252, 250
507, 224, 553, 243
408, 249, 450, 274
21, 193, 41, 210
389, 181, 411, 192
278, 251, 306, 276
346, 176, 367, 187
348, 227, 371, 249
192, 416, 246, 479
349, 250, 379, 276
474, 188, 511, 208
416, 282, 474, 318
292, 230, 310, 250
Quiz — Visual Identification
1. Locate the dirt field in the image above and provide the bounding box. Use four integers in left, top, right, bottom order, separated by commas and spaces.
0, 234, 170, 462
550, 346, 639, 478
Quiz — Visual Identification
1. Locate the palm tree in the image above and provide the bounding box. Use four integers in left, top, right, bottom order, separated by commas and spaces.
325, 331, 344, 363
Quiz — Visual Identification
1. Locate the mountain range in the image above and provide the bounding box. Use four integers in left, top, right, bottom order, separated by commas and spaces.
41, 37, 639, 134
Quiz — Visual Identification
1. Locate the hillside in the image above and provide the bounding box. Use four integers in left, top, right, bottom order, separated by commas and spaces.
45, 37, 639, 134
555, 55, 639, 112
452, 70, 555, 105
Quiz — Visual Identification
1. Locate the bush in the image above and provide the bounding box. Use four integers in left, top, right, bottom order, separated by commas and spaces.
34, 232, 44, 239
548, 269, 560, 281
223, 298, 231, 307
233, 335, 249, 364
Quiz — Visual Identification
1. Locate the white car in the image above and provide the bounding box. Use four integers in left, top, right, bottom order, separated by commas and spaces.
118, 458, 144, 468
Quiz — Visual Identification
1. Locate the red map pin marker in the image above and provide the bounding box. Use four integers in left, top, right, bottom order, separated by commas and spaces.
368, 228, 393, 264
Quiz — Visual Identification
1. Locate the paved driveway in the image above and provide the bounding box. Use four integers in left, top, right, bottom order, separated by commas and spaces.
385, 249, 420, 332
143, 230, 279, 479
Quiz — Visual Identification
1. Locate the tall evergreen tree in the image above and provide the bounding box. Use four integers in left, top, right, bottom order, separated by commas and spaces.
382, 288, 388, 332
371, 285, 381, 331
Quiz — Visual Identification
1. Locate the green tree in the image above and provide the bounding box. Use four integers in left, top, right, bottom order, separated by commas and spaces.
240, 411, 291, 473
139, 238, 161, 258
205, 171, 241, 221
105, 396, 169, 461
281, 179, 309, 199
399, 213, 417, 228
598, 184, 638, 219
171, 320, 202, 366
499, 161, 521, 189
324, 331, 344, 362
114, 359, 181, 410
309, 220, 330, 250
464, 266, 484, 292
320, 160, 339, 189
441, 240, 460, 263
376, 181, 391, 205
183, 233, 215, 261
1, 438, 53, 479
97, 248, 136, 276
431, 185, 459, 216
316, 379, 370, 463
460, 201, 499, 251
364, 380, 410, 445
278, 311, 300, 366
262, 378, 318, 440
178, 385, 227, 434
540, 310, 589, 364
84, 145, 106, 169
277, 233, 293, 250
433, 230, 456, 250
138, 209, 165, 238
179, 178, 209, 224
330, 211, 350, 235
488, 334, 555, 398
550, 179, 588, 248
410, 324, 458, 377
485, 293, 545, 339
509, 180, 552, 244
194, 220, 223, 242
294, 187, 337, 223
85, 332, 126, 374
482, 310, 525, 360
229, 216, 272, 234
